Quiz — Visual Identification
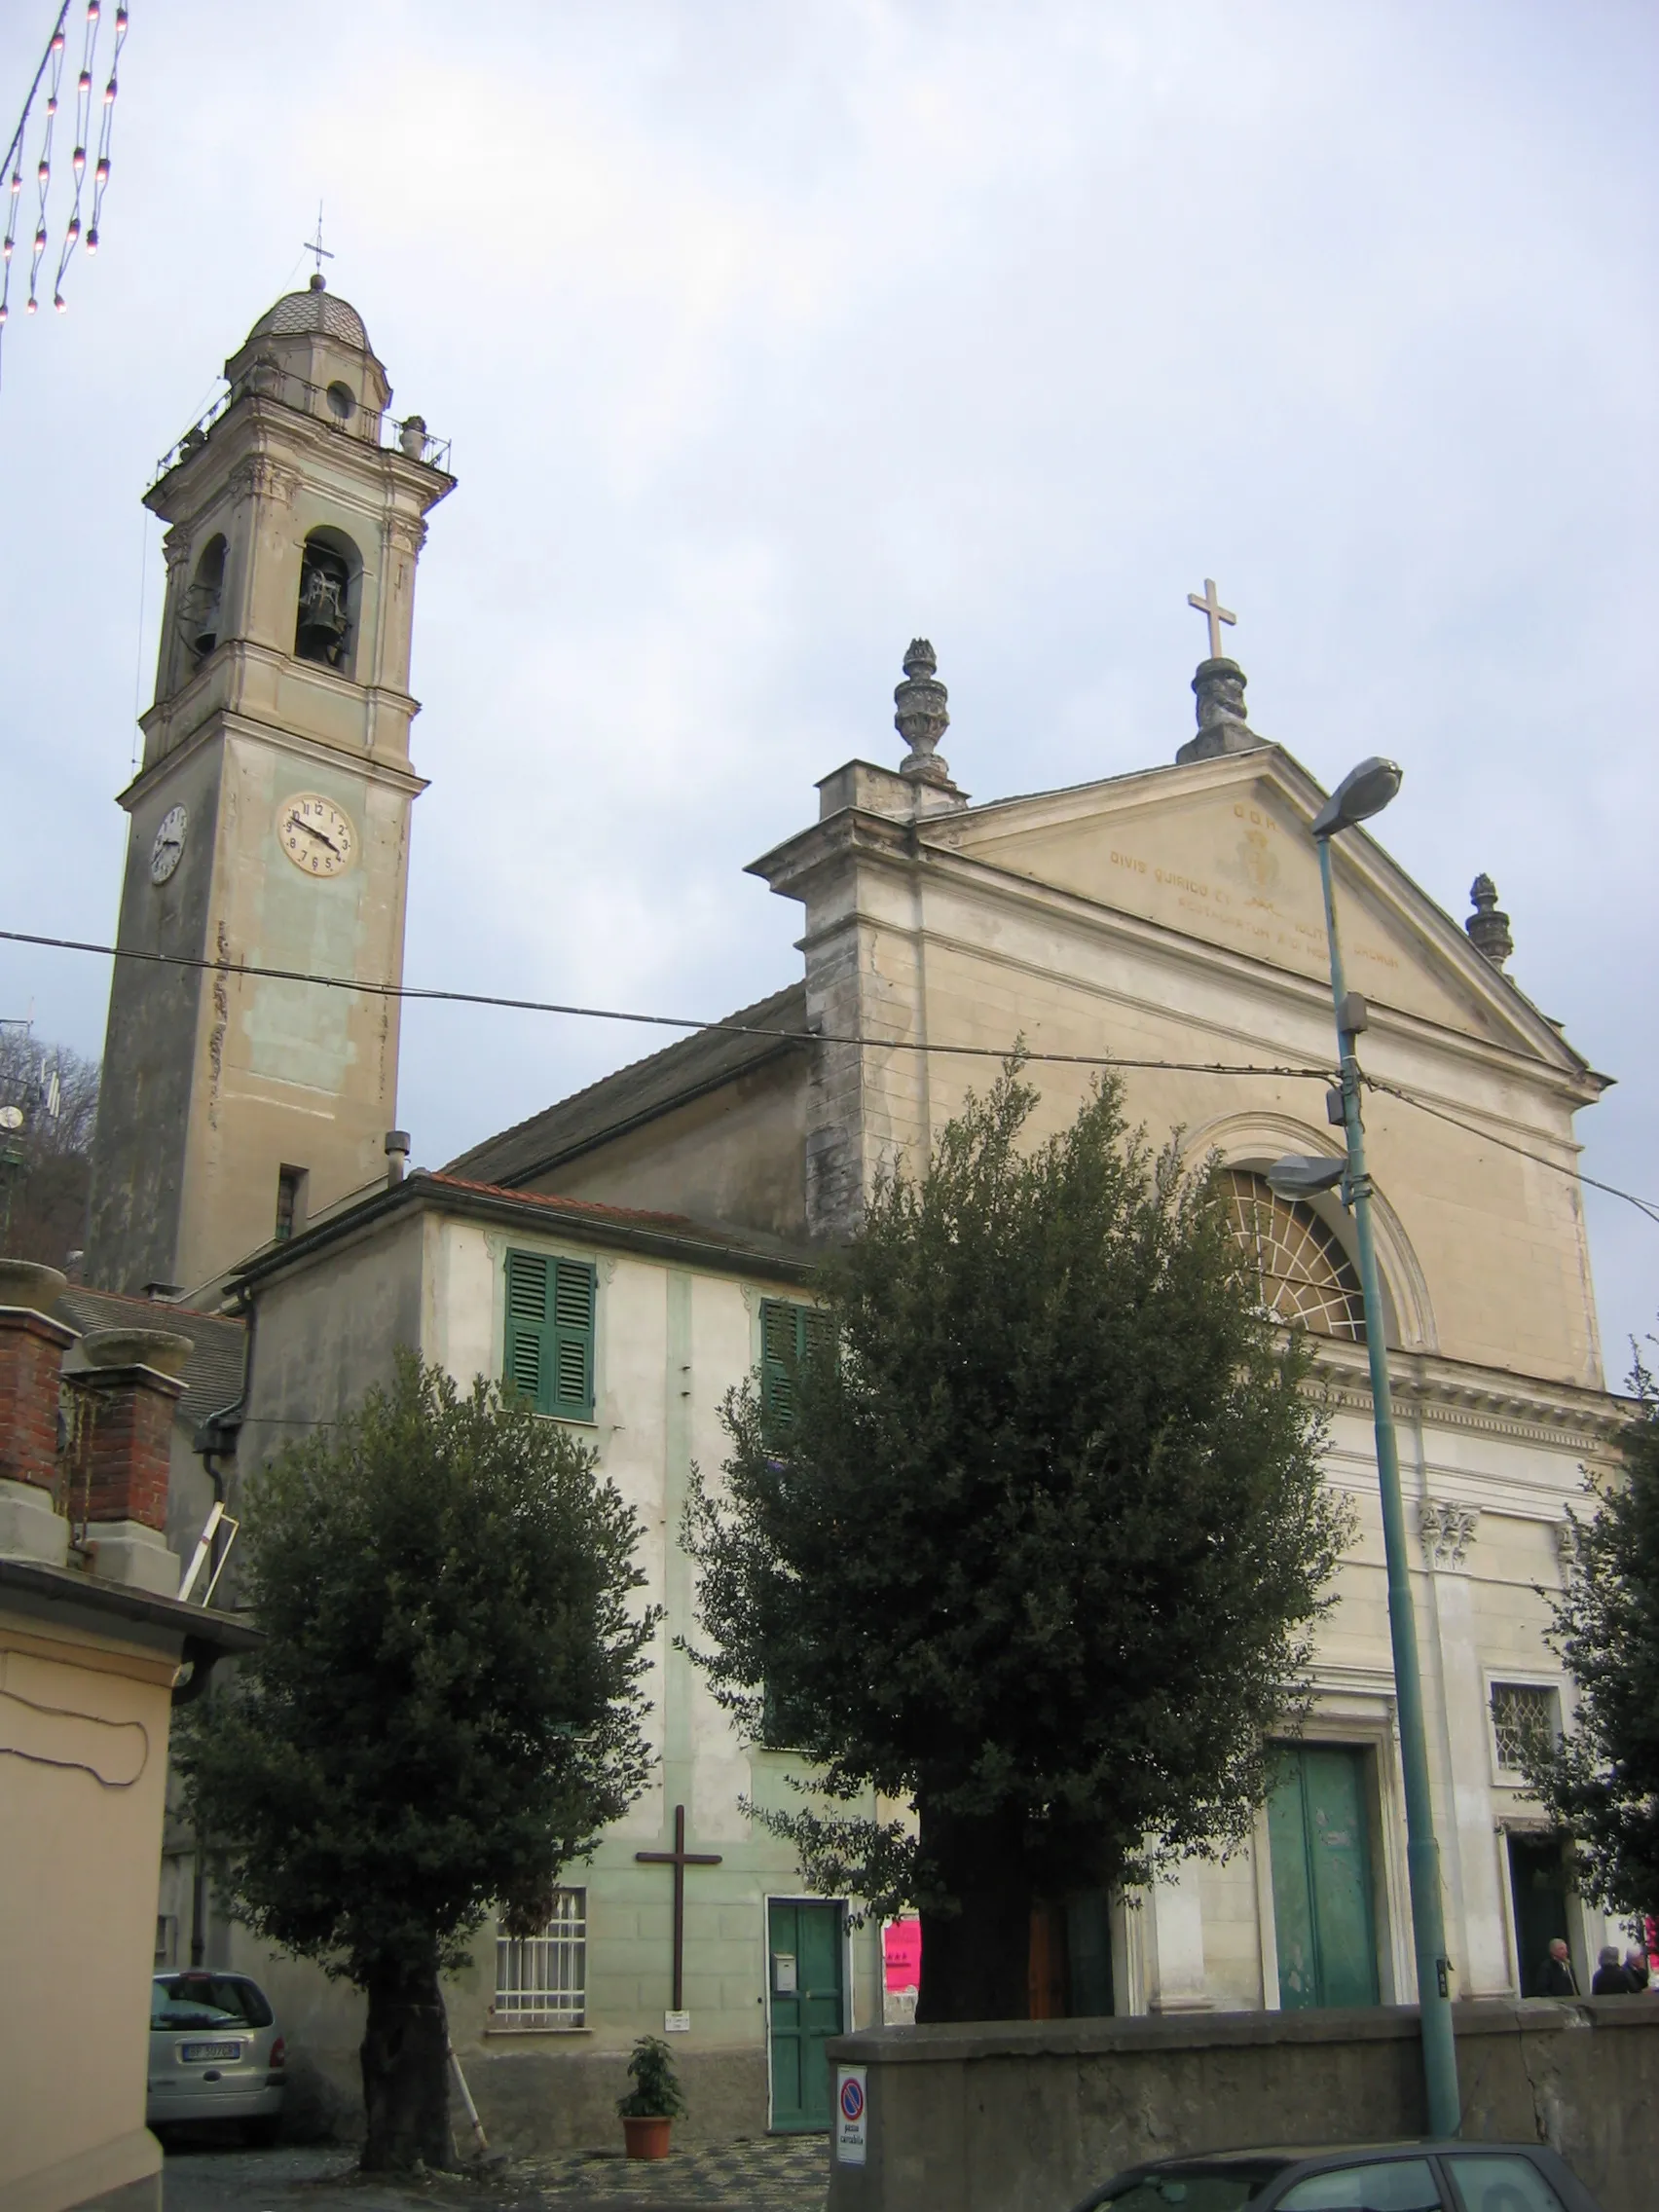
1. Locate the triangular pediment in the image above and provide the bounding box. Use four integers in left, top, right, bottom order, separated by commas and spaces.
929, 747, 1582, 1069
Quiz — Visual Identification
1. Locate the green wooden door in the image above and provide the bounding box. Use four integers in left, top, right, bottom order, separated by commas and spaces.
1508, 1832, 1571, 1996
767, 1899, 845, 2131
1268, 1745, 1381, 2009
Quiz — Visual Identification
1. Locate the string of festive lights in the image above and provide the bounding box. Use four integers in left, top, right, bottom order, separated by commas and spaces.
0, 0, 125, 386
85, 0, 124, 256
3, 924, 1653, 1226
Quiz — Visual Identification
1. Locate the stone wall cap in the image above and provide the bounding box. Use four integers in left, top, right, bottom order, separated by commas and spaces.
0, 1260, 70, 1317
825, 1996, 1627, 2065
0, 1302, 78, 1347
77, 1326, 196, 1379
0, 1555, 261, 1650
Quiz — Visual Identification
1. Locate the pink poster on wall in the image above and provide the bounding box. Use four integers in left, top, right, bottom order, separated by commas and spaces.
883, 1916, 921, 1994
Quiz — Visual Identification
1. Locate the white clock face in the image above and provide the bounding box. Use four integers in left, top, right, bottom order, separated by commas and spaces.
149, 804, 188, 885
278, 793, 355, 879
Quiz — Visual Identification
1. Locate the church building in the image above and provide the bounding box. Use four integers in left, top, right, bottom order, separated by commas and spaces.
62, 276, 1629, 2149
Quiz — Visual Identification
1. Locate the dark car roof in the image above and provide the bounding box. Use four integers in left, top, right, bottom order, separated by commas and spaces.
1084, 2142, 1597, 2212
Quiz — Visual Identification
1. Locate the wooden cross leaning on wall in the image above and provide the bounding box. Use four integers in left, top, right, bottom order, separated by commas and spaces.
635, 1803, 723, 2017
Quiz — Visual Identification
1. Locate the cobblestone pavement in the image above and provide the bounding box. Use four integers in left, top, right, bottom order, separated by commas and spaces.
161, 2134, 830, 2211
523, 2135, 829, 2204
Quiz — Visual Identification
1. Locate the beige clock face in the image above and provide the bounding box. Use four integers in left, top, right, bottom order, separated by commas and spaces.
149, 804, 188, 885
278, 793, 355, 879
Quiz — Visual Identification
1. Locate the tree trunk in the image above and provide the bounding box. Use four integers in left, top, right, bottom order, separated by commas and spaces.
360, 1956, 454, 2172
914, 1804, 1034, 2023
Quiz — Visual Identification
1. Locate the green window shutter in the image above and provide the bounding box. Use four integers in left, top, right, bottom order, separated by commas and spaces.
504, 1251, 549, 1405
760, 1298, 798, 1426
759, 1299, 830, 1429
549, 1258, 596, 1421
504, 1252, 596, 1420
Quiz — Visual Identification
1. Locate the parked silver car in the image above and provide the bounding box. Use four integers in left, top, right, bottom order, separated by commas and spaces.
147, 1971, 286, 2143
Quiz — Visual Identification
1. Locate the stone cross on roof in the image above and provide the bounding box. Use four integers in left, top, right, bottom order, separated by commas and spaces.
1186, 577, 1236, 662
304, 204, 334, 277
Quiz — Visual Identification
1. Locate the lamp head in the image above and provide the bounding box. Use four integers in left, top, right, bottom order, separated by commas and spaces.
1311, 756, 1403, 840
1267, 1154, 1348, 1200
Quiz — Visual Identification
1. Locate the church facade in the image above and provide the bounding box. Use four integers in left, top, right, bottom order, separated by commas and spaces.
81, 281, 1630, 2147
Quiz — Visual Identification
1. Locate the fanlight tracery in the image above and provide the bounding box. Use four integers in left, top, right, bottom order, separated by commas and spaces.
1222, 1168, 1367, 1342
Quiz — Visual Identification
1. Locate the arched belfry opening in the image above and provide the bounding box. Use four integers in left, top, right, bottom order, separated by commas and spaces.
1221, 1167, 1367, 1342
179, 534, 227, 665
294, 527, 359, 673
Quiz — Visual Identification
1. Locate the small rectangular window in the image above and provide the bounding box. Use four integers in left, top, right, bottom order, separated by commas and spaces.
1491, 1682, 1559, 1780
759, 1298, 831, 1428
274, 1165, 308, 1242
503, 1250, 596, 1421
495, 1888, 586, 2028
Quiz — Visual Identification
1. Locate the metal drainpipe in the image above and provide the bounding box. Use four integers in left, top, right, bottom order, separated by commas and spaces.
189, 1444, 228, 1967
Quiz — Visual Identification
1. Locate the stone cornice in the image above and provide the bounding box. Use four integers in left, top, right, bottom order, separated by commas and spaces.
123, 699, 429, 810
146, 392, 455, 525
773, 807, 1602, 1112
1306, 1335, 1625, 1454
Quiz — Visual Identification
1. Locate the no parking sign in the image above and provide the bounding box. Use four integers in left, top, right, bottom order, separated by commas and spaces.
835, 2065, 867, 2165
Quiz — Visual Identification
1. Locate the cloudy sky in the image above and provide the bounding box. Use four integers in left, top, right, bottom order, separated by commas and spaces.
1, 0, 1653, 1377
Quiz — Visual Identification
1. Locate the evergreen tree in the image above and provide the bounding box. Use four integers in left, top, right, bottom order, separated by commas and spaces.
685, 1064, 1350, 2022
1523, 1349, 1659, 1927
177, 1353, 657, 2170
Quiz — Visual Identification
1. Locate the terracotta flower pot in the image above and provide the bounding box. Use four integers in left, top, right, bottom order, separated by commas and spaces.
621, 2115, 673, 2160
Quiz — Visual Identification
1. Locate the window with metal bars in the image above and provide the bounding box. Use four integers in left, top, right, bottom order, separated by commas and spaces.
502, 1250, 597, 1421
1491, 1681, 1559, 1778
759, 1298, 832, 1428
1222, 1168, 1367, 1340
494, 1888, 586, 2028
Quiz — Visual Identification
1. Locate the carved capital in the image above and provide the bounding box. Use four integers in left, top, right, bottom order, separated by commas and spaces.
386, 515, 428, 557
229, 457, 297, 507
1420, 1498, 1479, 1569
162, 527, 191, 572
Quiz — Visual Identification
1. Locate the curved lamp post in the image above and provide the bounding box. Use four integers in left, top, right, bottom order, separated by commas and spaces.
1268, 756, 1461, 2139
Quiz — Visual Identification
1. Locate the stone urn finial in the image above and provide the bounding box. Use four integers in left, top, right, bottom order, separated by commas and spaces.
1465, 874, 1513, 970
1176, 657, 1264, 764
895, 639, 953, 786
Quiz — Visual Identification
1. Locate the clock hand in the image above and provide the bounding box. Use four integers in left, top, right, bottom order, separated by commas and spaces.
285, 813, 342, 856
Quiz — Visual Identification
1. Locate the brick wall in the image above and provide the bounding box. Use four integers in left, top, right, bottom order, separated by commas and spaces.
69, 1366, 183, 1531
0, 1309, 74, 1493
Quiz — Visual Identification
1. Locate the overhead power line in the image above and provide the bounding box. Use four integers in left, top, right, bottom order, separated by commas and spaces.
5, 924, 1655, 1227
1362, 1077, 1659, 1231
0, 927, 1332, 1081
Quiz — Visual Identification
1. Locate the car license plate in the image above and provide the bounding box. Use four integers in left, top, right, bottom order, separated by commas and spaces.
180, 2040, 242, 2062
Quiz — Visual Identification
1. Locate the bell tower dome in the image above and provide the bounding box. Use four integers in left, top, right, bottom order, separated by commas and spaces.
85, 276, 454, 1297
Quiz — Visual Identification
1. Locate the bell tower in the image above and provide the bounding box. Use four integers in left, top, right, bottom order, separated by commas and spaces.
85, 275, 454, 1297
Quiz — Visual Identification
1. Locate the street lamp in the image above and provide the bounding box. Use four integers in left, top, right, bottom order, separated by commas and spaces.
1269, 755, 1462, 2141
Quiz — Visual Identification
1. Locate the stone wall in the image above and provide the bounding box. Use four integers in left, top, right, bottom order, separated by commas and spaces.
824, 2000, 1659, 2212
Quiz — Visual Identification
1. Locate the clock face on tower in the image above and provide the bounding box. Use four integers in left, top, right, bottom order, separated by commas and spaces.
149, 804, 188, 884
278, 793, 356, 878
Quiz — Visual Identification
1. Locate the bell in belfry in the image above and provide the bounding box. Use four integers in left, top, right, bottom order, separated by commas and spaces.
294, 539, 352, 666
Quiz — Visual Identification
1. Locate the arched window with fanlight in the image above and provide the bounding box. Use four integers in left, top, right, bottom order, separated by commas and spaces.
294, 527, 360, 675
1222, 1167, 1367, 1342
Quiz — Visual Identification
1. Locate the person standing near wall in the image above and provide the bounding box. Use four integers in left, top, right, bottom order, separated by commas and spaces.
1622, 1945, 1650, 1990
1540, 1938, 1579, 1996
1591, 1945, 1635, 1994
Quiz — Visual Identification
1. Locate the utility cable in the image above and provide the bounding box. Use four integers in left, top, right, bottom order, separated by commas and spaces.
0, 927, 1335, 1081
7, 926, 1653, 1224
1363, 1075, 1659, 1231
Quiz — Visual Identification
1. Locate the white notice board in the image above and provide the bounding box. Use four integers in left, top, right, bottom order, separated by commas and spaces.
835, 2066, 867, 2165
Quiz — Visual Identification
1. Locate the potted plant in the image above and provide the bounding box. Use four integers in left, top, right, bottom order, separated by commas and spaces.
617, 2033, 686, 2159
